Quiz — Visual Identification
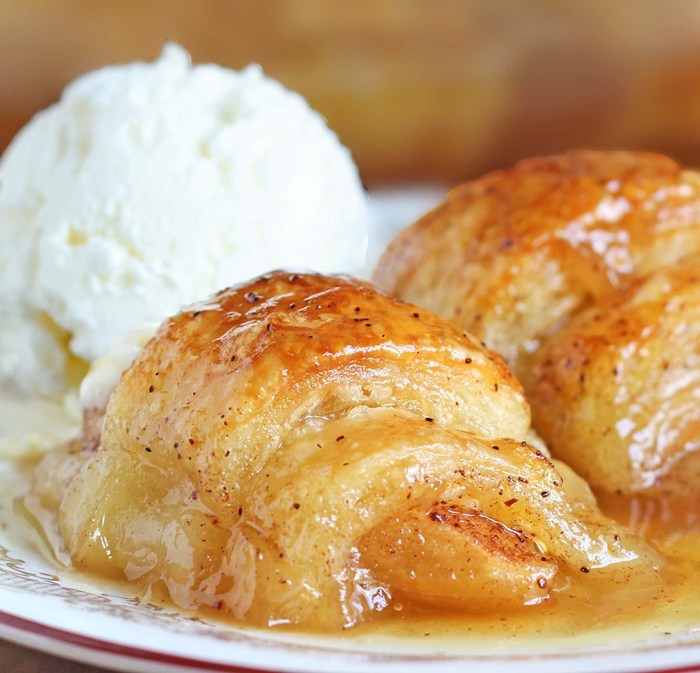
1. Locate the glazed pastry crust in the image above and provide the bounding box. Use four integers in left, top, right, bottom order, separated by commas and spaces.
375, 150, 700, 494
35, 272, 660, 629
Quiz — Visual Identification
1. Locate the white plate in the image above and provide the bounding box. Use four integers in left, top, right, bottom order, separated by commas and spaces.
0, 190, 699, 673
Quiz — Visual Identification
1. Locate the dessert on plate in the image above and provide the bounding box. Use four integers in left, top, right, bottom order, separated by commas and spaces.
375, 150, 700, 496
28, 272, 659, 628
0, 45, 694, 644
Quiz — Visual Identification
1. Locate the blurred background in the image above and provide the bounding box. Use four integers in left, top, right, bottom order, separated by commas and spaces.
2, 0, 700, 187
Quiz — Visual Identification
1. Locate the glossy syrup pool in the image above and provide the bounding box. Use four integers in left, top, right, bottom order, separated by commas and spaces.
178, 492, 699, 652
352, 494, 699, 652
3, 445, 699, 656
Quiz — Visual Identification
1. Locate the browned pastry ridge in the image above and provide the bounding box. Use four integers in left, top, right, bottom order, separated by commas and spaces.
30, 272, 657, 629
374, 151, 700, 496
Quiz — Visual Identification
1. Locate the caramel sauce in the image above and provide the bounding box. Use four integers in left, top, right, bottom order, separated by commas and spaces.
7, 443, 697, 656
182, 492, 698, 653
136, 495, 693, 659
6, 390, 696, 651
356, 496, 696, 652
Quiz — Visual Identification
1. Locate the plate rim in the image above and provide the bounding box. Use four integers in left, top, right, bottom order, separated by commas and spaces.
1, 606, 700, 673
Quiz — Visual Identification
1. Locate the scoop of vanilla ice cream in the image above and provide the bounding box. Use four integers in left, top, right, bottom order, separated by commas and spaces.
0, 43, 368, 397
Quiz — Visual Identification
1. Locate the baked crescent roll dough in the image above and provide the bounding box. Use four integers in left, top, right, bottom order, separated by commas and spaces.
33, 272, 657, 628
375, 151, 700, 495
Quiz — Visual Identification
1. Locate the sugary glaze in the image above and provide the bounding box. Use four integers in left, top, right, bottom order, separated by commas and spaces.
374, 150, 700, 495
28, 272, 660, 630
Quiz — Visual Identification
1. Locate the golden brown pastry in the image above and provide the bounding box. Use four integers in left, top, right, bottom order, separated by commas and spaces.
30, 272, 657, 628
374, 150, 700, 496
